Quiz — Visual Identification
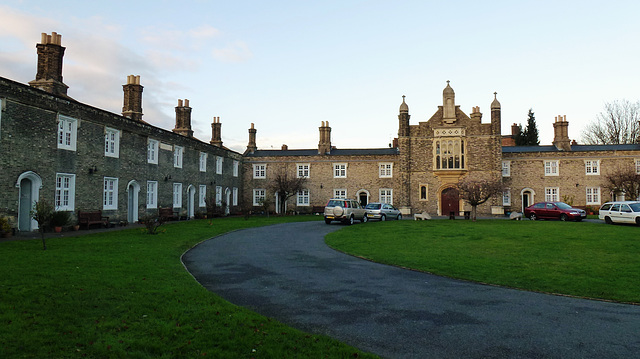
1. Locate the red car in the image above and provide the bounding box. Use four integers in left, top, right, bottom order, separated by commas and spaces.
524, 202, 587, 221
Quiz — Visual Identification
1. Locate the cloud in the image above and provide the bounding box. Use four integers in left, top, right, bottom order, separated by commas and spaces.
212, 41, 253, 63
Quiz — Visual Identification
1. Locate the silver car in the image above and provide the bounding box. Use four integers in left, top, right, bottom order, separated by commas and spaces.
324, 198, 368, 225
365, 202, 402, 221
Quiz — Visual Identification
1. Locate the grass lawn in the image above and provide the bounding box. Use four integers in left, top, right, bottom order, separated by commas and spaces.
325, 220, 640, 304
0, 216, 377, 359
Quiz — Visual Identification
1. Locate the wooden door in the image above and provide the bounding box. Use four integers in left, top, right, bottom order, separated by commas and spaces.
441, 187, 459, 216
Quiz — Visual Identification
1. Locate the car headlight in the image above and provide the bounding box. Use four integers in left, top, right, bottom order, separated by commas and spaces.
569, 211, 579, 214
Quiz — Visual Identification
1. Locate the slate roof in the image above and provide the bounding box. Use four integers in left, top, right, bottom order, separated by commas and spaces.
245, 148, 399, 157
502, 144, 640, 153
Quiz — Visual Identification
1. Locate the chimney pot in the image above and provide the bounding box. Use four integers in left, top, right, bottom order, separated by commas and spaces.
178, 99, 183, 107
185, 99, 189, 107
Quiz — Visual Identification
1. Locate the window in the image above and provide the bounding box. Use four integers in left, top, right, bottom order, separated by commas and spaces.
253, 189, 266, 206
216, 186, 222, 206
104, 128, 120, 158
174, 146, 183, 168
57, 115, 77, 151
586, 187, 600, 205
334, 189, 347, 199
297, 163, 310, 178
297, 189, 310, 206
233, 187, 238, 206
380, 189, 393, 204
333, 163, 347, 178
103, 177, 118, 210
636, 159, 640, 174
503, 189, 511, 206
544, 160, 558, 176
199, 152, 207, 172
147, 139, 159, 164
585, 160, 600, 175
173, 183, 182, 208
253, 164, 266, 179
379, 163, 393, 178
55, 173, 75, 211
545, 187, 559, 202
434, 138, 465, 170
199, 185, 206, 207
419, 184, 428, 201
216, 156, 223, 174
147, 181, 157, 209
502, 161, 510, 177
233, 160, 239, 177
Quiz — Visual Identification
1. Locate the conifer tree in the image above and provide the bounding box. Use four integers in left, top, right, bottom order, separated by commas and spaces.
523, 108, 540, 145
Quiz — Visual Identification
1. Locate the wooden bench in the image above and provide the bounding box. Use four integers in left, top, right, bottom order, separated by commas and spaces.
78, 210, 109, 229
159, 207, 179, 221
312, 206, 325, 214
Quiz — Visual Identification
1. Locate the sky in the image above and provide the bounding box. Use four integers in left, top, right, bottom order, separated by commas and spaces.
2, 1, 639, 153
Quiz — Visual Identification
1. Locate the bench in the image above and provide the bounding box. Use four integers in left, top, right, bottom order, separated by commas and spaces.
414, 212, 431, 220
312, 206, 325, 214
78, 210, 109, 229
159, 207, 179, 221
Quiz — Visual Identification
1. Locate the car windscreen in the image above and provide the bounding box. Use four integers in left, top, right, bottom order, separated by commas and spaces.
555, 202, 572, 209
327, 200, 345, 207
365, 204, 381, 209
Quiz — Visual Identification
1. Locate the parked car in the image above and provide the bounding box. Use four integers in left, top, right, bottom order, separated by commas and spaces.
598, 201, 640, 225
324, 198, 367, 225
524, 201, 587, 221
364, 202, 402, 221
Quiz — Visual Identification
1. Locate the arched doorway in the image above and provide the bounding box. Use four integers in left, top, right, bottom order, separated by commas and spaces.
521, 188, 535, 213
356, 189, 370, 207
441, 187, 459, 216
187, 185, 196, 219
127, 180, 140, 224
16, 171, 42, 232
225, 188, 231, 216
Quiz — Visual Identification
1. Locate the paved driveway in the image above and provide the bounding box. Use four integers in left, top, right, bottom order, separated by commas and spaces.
182, 221, 640, 359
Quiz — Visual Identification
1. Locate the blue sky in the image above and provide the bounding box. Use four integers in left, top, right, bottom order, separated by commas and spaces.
2, 1, 639, 153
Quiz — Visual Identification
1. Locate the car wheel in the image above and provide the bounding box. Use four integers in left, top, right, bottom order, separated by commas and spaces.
397, 214, 402, 220
381, 214, 386, 221
560, 214, 568, 221
362, 215, 368, 223
348, 215, 354, 225
530, 213, 537, 221
636, 217, 640, 226
324, 218, 332, 225
605, 216, 613, 225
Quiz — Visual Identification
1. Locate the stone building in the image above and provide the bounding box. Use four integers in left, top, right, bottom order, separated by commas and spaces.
0, 33, 243, 232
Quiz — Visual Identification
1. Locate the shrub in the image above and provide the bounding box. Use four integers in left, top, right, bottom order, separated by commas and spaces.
0, 217, 11, 234
140, 214, 165, 235
50, 211, 71, 228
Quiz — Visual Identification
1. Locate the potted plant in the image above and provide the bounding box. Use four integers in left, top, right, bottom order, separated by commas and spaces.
50, 210, 71, 233
0, 217, 12, 238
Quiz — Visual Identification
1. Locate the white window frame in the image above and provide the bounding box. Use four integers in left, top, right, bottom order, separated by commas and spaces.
233, 160, 239, 177
103, 177, 118, 210
57, 115, 77, 151
544, 160, 559, 176
199, 185, 207, 207
147, 139, 159, 164
232, 187, 238, 206
545, 187, 559, 202
635, 159, 640, 174
216, 156, 223, 175
297, 163, 310, 178
104, 127, 120, 158
174, 146, 184, 168
585, 160, 600, 175
199, 152, 207, 172
253, 189, 266, 206
333, 189, 347, 199
379, 163, 393, 178
146, 181, 158, 209
54, 173, 76, 211
173, 183, 183, 208
380, 188, 393, 204
297, 189, 310, 206
216, 186, 223, 206
502, 161, 511, 177
586, 187, 601, 205
503, 189, 511, 206
333, 163, 347, 178
253, 164, 266, 179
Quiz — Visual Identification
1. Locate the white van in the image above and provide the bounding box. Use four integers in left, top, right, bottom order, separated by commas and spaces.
598, 201, 640, 225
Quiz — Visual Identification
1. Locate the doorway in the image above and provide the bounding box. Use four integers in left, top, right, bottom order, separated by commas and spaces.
127, 180, 140, 224
441, 187, 459, 216
356, 189, 370, 207
521, 188, 535, 213
225, 188, 231, 216
187, 185, 196, 219
17, 171, 42, 232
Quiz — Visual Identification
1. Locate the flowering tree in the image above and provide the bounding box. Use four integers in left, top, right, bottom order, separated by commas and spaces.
457, 175, 504, 221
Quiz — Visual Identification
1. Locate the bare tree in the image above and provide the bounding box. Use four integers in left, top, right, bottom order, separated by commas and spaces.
457, 175, 504, 221
581, 100, 640, 145
269, 166, 306, 215
602, 165, 640, 201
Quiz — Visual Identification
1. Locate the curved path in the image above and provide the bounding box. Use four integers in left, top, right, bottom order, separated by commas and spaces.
182, 221, 640, 359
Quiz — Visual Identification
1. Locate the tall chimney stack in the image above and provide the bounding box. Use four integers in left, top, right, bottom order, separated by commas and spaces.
173, 99, 194, 137
210, 117, 223, 147
29, 32, 69, 96
245, 123, 257, 154
122, 75, 143, 121
318, 121, 332, 154
553, 115, 571, 151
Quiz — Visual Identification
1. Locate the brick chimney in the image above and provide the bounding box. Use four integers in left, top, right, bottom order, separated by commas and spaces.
245, 123, 257, 154
28, 32, 69, 96
122, 75, 143, 121
210, 117, 222, 147
173, 99, 193, 137
318, 121, 332, 154
470, 106, 482, 122
553, 115, 571, 151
